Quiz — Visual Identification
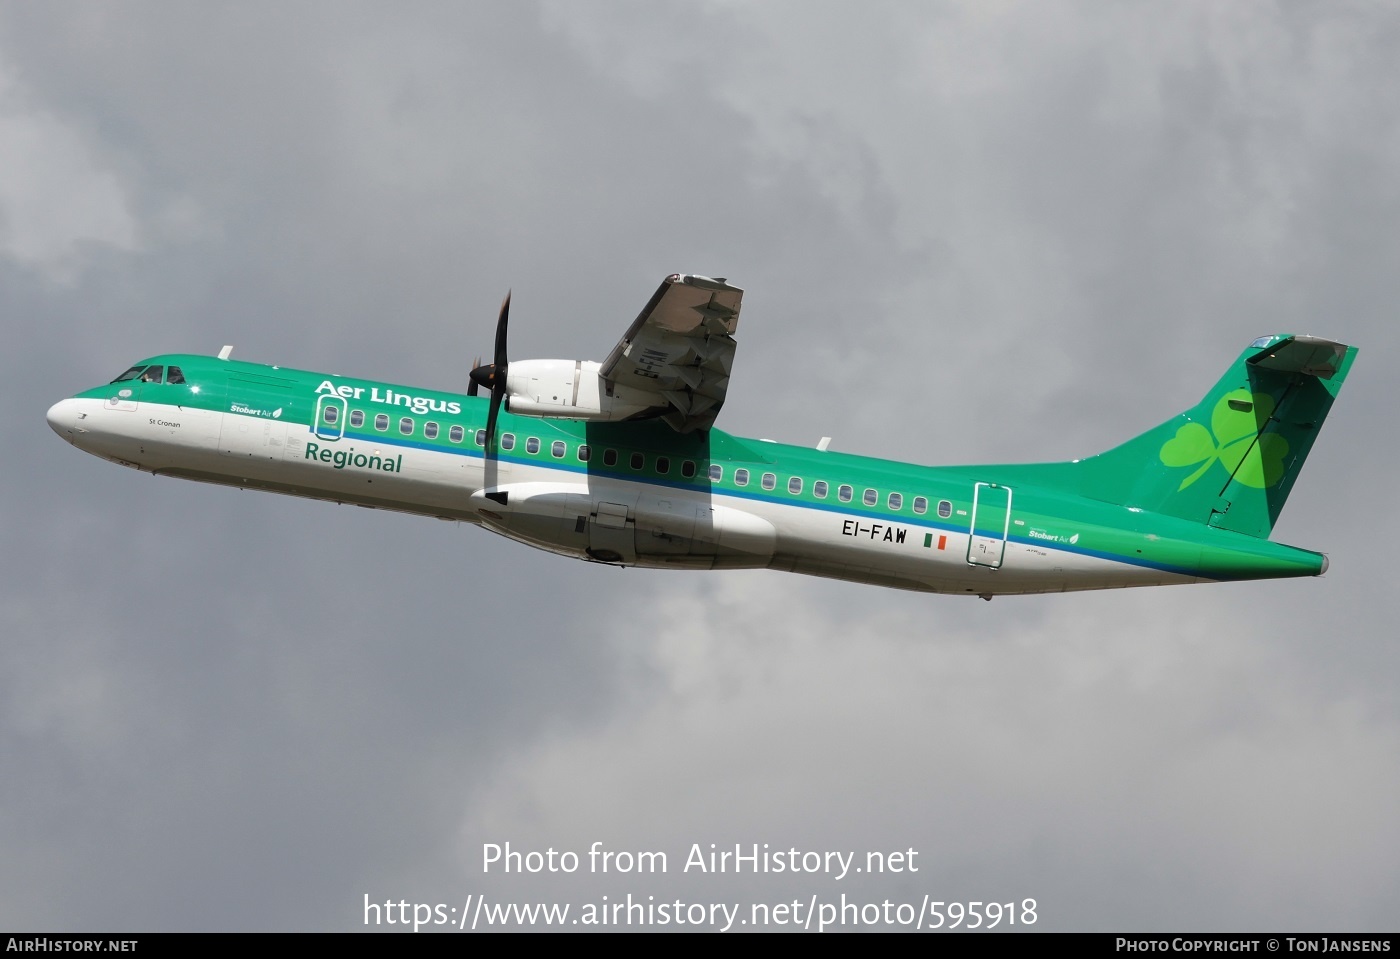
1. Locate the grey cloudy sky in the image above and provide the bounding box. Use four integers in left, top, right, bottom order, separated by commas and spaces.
2, 1, 1397, 932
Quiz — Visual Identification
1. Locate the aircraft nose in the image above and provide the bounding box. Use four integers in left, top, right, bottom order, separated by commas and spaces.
46, 398, 78, 438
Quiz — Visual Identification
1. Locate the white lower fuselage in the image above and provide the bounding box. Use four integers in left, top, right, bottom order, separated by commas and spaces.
49, 397, 1200, 597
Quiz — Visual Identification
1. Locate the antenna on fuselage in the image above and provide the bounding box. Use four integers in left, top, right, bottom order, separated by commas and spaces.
217, 345, 233, 360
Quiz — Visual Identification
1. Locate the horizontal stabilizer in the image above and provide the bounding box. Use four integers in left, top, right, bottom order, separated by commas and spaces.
1247, 335, 1348, 379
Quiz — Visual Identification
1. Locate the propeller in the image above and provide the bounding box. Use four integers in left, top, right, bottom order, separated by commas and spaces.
468, 291, 511, 451
467, 356, 483, 396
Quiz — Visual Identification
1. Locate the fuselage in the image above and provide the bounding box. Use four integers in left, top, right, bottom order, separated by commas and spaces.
46, 353, 1326, 597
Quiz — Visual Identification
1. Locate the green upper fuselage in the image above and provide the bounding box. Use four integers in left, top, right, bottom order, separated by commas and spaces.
74, 351, 1329, 584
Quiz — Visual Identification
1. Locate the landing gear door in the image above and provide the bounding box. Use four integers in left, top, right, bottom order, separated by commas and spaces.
967, 482, 1012, 569
587, 501, 637, 565
314, 394, 347, 441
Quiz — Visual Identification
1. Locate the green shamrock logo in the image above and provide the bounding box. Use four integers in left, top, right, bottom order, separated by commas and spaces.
1158, 389, 1289, 491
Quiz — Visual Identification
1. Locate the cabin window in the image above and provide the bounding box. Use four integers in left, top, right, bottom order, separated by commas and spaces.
112, 365, 147, 383
552, 440, 566, 458
863, 488, 877, 507
761, 472, 776, 490
788, 477, 803, 495
913, 496, 928, 515
449, 425, 464, 443
838, 484, 853, 503
938, 500, 952, 518
630, 452, 644, 470
350, 410, 365, 428
735, 468, 750, 487
166, 366, 186, 385
656, 456, 671, 474
474, 429, 486, 447
323, 405, 339, 425
681, 460, 696, 478
888, 492, 903, 511
709, 464, 723, 482
399, 417, 414, 435
140, 366, 164, 384
375, 414, 389, 432
425, 422, 439, 439
814, 480, 828, 499
578, 445, 591, 462
501, 433, 515, 451
526, 437, 540, 454
603, 449, 618, 467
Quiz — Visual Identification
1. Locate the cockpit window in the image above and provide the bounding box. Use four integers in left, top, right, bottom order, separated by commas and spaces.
140, 366, 164, 384
166, 366, 186, 385
112, 365, 147, 383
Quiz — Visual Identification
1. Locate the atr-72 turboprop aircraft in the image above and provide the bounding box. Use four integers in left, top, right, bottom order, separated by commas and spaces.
47, 274, 1356, 598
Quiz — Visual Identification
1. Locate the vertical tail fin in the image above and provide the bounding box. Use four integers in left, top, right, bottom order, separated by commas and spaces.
1038, 335, 1357, 538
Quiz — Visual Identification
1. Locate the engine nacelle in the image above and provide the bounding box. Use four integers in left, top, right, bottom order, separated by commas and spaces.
504, 359, 657, 421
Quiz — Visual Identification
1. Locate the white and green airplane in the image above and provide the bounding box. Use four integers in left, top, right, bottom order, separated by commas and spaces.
47, 274, 1356, 598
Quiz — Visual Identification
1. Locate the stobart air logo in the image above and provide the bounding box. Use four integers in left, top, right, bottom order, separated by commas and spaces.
1158, 389, 1288, 491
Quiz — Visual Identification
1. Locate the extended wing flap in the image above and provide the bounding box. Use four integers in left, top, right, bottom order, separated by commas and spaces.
600, 274, 743, 432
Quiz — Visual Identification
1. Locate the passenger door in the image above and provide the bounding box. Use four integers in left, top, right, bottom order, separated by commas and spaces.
967, 482, 1012, 569
314, 394, 348, 441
